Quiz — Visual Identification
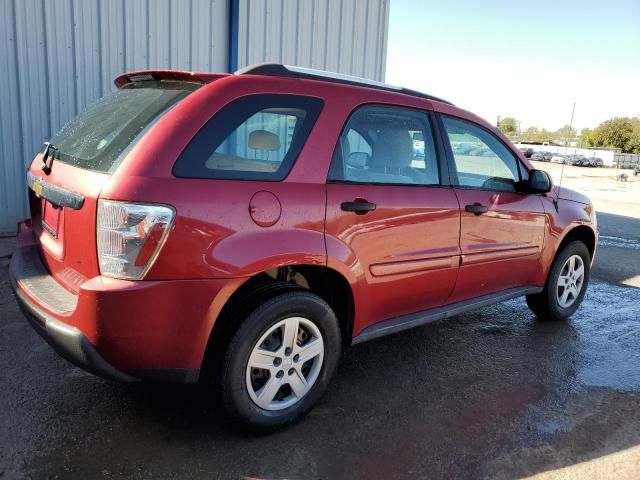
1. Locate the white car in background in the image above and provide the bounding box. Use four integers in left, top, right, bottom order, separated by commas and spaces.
551, 154, 568, 164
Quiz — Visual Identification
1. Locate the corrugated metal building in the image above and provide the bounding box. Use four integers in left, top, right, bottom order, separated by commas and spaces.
237, 0, 388, 80
0, 0, 389, 234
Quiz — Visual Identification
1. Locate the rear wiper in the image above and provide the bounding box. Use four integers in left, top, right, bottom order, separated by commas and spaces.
41, 142, 58, 175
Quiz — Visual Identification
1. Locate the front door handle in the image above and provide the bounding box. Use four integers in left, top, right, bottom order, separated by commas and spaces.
465, 203, 488, 215
341, 199, 376, 215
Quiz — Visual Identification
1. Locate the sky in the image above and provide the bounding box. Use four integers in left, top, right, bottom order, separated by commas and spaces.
386, 0, 640, 132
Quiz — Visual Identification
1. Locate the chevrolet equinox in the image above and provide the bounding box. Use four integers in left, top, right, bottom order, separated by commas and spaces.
10, 64, 598, 428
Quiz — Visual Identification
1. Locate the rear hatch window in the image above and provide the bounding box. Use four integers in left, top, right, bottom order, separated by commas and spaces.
49, 81, 198, 173
28, 80, 198, 292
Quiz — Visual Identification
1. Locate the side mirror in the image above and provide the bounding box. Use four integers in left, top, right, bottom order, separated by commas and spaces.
526, 169, 553, 193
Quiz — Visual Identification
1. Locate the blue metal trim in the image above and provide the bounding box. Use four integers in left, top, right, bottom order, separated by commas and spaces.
228, 0, 240, 72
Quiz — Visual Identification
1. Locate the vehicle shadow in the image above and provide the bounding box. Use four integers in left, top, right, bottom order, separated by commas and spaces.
20, 293, 640, 479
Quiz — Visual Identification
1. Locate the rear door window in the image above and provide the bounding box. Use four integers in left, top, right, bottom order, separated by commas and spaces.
173, 95, 324, 180
328, 105, 440, 185
50, 81, 198, 173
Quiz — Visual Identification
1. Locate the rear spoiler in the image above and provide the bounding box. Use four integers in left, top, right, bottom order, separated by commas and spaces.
114, 70, 229, 88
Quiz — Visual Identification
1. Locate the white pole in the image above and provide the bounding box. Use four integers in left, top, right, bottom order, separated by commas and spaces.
556, 102, 576, 208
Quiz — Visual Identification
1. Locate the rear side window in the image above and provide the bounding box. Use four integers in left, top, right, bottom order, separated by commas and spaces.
50, 81, 198, 173
173, 95, 324, 180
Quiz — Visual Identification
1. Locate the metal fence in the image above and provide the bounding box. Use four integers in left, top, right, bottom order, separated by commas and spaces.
614, 153, 640, 169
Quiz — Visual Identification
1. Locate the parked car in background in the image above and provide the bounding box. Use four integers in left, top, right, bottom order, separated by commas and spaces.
551, 154, 568, 164
581, 157, 603, 168
518, 146, 535, 158
531, 151, 551, 162
567, 154, 587, 166
591, 157, 603, 167
634, 166, 640, 176
10, 64, 598, 429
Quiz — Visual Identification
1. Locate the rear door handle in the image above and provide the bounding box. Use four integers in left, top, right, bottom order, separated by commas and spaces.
341, 199, 376, 215
465, 203, 488, 215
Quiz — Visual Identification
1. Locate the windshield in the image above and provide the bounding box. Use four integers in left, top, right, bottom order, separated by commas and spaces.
49, 81, 198, 173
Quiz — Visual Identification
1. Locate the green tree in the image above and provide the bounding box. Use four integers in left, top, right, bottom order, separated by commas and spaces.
519, 126, 556, 143
498, 117, 518, 136
580, 128, 595, 148
627, 118, 640, 154
539, 128, 554, 143
590, 117, 639, 153
555, 125, 577, 145
521, 126, 540, 142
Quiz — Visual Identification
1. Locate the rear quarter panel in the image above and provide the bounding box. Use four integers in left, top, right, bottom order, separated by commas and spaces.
103, 176, 328, 279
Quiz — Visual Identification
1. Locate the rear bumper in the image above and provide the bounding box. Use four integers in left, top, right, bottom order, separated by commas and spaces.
10, 222, 245, 382
10, 275, 136, 382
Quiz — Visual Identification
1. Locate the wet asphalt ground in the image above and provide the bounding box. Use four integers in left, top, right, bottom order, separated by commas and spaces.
1, 205, 639, 479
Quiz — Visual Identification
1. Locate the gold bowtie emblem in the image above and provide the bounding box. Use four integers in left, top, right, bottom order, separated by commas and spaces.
33, 181, 43, 198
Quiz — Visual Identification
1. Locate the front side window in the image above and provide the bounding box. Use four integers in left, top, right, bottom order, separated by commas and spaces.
442, 116, 522, 192
328, 105, 439, 186
173, 95, 323, 180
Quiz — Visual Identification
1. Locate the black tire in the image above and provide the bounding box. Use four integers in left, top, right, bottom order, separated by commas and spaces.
220, 290, 341, 429
200, 280, 303, 386
526, 240, 590, 321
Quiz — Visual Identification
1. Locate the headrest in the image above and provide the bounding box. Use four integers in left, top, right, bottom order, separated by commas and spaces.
371, 128, 413, 170
248, 130, 281, 151
345, 152, 370, 169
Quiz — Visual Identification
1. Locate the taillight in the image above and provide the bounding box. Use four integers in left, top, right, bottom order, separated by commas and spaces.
97, 200, 175, 279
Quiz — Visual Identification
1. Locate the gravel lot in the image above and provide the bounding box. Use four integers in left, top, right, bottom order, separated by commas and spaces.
534, 161, 640, 222
1, 163, 639, 479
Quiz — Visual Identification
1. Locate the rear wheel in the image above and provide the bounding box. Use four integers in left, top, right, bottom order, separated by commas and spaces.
220, 290, 341, 429
526, 240, 590, 321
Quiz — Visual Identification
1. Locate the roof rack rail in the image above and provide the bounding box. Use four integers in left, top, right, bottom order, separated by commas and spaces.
235, 63, 454, 106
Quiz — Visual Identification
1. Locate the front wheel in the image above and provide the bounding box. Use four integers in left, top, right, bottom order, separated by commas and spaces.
526, 240, 590, 321
220, 290, 341, 429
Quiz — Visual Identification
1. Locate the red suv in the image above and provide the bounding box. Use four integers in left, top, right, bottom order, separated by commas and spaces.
10, 64, 597, 428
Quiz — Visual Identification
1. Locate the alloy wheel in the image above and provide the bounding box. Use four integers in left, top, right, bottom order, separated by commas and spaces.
556, 254, 585, 308
245, 316, 324, 411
